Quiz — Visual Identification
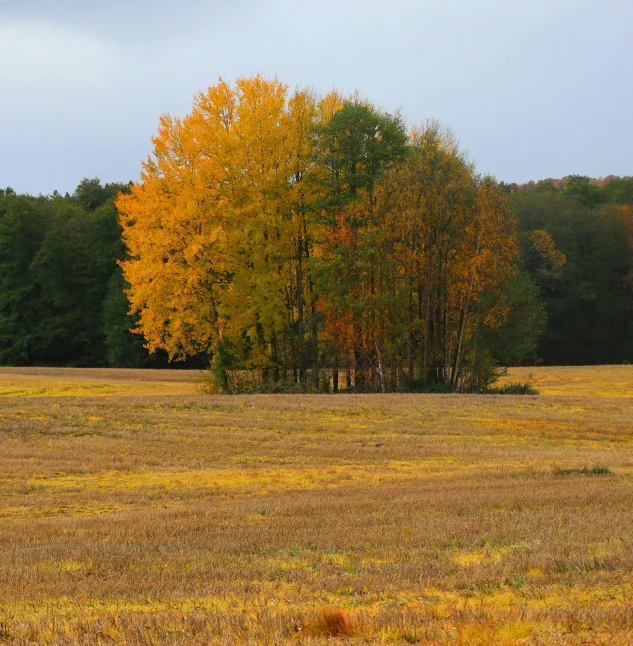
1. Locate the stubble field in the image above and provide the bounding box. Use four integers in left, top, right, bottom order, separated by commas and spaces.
0, 366, 632, 644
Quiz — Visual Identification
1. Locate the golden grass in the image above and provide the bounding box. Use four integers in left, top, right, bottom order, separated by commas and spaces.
502, 365, 633, 398
0, 366, 632, 643
0, 367, 198, 397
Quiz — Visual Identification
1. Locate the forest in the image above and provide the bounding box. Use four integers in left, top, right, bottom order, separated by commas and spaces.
1, 77, 632, 391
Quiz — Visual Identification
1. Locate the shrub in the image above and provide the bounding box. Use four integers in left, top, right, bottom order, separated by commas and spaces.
489, 381, 540, 395
405, 379, 452, 394
552, 465, 613, 477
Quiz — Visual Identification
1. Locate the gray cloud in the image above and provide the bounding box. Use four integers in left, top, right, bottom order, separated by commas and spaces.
1, 0, 631, 195
0, 0, 242, 42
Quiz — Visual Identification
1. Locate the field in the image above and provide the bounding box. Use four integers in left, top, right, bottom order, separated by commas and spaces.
0, 366, 632, 644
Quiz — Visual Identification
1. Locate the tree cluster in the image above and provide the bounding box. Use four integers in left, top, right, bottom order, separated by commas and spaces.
118, 77, 527, 392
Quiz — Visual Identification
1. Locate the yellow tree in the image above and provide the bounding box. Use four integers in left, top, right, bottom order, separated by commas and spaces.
117, 101, 232, 362
118, 77, 323, 387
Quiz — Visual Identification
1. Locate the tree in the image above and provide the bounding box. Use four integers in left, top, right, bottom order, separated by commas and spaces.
511, 191, 633, 364
312, 123, 520, 391
119, 77, 322, 386
0, 194, 48, 364
561, 175, 605, 208
310, 101, 408, 390
30, 187, 125, 366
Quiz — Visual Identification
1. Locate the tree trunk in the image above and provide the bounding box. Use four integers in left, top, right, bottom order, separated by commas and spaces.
374, 338, 386, 393
209, 295, 229, 391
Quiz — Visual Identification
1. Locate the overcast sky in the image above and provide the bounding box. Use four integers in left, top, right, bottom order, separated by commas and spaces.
1, 0, 630, 195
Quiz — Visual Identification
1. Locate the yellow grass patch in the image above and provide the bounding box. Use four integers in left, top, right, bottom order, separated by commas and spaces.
0, 367, 199, 397
502, 365, 633, 398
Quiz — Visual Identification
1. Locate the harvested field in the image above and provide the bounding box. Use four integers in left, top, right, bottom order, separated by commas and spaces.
0, 367, 199, 398
0, 366, 632, 644
502, 365, 633, 398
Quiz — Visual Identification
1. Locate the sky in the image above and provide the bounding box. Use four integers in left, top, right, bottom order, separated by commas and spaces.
1, 0, 631, 195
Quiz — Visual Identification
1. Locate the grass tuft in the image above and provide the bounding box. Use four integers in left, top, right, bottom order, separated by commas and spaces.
552, 465, 614, 477
0, 622, 11, 640
305, 606, 355, 637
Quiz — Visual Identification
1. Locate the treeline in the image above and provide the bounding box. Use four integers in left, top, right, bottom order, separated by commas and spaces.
1, 78, 632, 389
0, 180, 204, 368
507, 176, 633, 365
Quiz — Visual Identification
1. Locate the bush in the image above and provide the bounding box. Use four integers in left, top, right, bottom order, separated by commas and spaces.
553, 465, 613, 477
405, 379, 452, 394
489, 381, 540, 395
233, 379, 307, 394
197, 370, 336, 395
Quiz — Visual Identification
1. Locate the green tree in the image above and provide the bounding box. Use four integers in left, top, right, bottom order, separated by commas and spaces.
0, 193, 48, 364
310, 101, 408, 389
511, 191, 633, 364
483, 270, 547, 366
602, 176, 633, 206
102, 267, 152, 367
561, 175, 605, 208
27, 180, 130, 365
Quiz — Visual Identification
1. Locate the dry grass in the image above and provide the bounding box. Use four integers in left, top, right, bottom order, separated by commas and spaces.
0, 366, 632, 644
502, 365, 633, 398
0, 367, 198, 397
